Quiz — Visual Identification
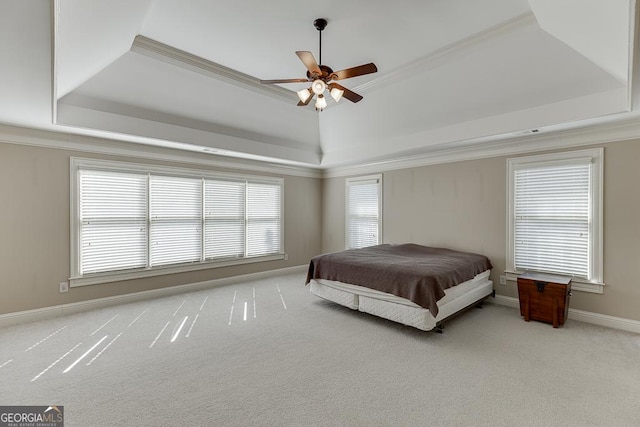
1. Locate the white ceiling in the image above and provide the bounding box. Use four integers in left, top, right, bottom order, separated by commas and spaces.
0, 0, 637, 169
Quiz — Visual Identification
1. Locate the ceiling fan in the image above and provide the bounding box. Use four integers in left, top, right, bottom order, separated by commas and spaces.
260, 18, 377, 111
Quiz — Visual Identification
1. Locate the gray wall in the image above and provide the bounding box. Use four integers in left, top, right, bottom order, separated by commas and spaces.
322, 139, 640, 322
0, 142, 322, 315
3, 135, 640, 323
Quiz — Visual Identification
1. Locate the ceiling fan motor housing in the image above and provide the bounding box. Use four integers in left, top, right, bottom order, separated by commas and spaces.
306, 65, 334, 81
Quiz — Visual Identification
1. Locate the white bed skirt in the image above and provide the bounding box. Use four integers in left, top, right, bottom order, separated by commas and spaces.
309, 270, 493, 331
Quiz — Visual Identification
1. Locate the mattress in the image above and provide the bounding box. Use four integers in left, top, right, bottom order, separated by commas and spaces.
307, 244, 493, 317
309, 270, 493, 331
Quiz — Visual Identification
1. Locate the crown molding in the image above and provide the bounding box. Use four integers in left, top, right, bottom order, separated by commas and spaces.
132, 13, 537, 105
4, 113, 640, 182
57, 94, 321, 164
131, 35, 299, 105
0, 124, 322, 179
353, 12, 537, 94
322, 114, 640, 178
51, 0, 59, 124
630, 0, 639, 110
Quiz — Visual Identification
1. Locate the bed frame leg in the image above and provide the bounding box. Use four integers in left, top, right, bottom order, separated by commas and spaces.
433, 325, 444, 334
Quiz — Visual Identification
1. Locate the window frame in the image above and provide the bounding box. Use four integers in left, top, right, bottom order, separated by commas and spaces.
70, 158, 285, 287
345, 174, 383, 250
506, 148, 604, 293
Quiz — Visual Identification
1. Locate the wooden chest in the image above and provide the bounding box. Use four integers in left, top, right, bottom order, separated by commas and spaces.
517, 272, 571, 328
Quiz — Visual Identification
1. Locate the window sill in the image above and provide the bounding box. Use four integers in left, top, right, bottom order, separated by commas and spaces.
504, 271, 604, 294
70, 253, 286, 287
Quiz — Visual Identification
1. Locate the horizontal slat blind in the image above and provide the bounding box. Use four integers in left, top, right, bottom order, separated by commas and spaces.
514, 163, 590, 278
79, 170, 147, 274
204, 179, 245, 259
246, 182, 282, 257
347, 179, 380, 249
75, 161, 284, 278
149, 175, 202, 266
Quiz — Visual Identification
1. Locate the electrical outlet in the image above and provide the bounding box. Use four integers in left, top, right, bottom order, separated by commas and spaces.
499, 275, 506, 285
59, 281, 69, 293
284, 253, 288, 261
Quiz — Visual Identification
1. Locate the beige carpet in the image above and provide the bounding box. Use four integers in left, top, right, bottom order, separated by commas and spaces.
1, 272, 639, 426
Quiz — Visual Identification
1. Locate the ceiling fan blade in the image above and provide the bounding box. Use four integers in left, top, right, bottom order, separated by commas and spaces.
330, 63, 377, 81
329, 83, 363, 103
295, 51, 321, 76
260, 78, 309, 84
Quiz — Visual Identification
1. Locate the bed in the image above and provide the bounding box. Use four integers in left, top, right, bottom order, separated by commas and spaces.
305, 243, 494, 332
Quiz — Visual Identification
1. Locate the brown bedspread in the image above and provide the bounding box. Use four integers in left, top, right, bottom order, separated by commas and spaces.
306, 244, 493, 317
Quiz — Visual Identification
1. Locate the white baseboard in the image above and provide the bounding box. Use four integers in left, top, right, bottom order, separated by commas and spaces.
491, 295, 521, 309
491, 295, 640, 334
0, 265, 307, 328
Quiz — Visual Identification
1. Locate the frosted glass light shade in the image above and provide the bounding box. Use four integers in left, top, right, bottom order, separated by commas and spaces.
330, 87, 344, 102
311, 79, 326, 95
297, 88, 311, 103
315, 94, 327, 111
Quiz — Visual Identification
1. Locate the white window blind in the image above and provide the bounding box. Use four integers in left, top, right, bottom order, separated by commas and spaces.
247, 182, 282, 257
346, 176, 381, 249
149, 175, 202, 266
79, 170, 147, 274
204, 180, 245, 259
72, 159, 284, 284
514, 162, 590, 278
507, 148, 604, 292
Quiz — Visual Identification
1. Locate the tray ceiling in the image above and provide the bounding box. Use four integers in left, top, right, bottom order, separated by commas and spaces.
0, 0, 637, 169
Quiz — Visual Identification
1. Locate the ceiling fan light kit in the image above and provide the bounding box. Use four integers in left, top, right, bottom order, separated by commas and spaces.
311, 79, 326, 95
297, 88, 312, 103
330, 87, 344, 102
260, 18, 377, 111
315, 94, 327, 110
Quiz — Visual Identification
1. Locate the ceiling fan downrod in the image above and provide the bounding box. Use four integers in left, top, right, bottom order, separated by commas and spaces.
314, 18, 327, 65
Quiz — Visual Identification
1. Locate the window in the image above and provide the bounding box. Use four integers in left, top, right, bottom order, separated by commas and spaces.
78, 170, 147, 274
247, 182, 282, 256
150, 175, 202, 267
345, 175, 382, 249
204, 180, 245, 259
506, 148, 603, 293
71, 158, 284, 286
